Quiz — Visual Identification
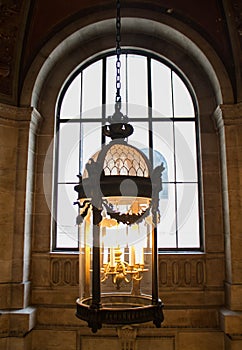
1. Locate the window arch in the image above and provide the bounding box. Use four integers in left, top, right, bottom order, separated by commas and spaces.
54, 50, 202, 251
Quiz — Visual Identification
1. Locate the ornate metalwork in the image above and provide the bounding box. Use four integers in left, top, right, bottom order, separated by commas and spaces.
76, 295, 164, 333
74, 0, 164, 332
101, 246, 148, 290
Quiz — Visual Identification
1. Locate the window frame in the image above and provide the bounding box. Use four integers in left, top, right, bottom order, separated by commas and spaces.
53, 49, 204, 253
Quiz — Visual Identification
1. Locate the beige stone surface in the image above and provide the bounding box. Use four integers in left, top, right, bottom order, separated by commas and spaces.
220, 309, 242, 335
32, 330, 76, 350
225, 284, 242, 311
225, 336, 242, 350
37, 307, 78, 326
0, 333, 32, 350
0, 283, 27, 309
0, 1, 241, 347
80, 336, 118, 350
136, 337, 174, 350
178, 331, 224, 350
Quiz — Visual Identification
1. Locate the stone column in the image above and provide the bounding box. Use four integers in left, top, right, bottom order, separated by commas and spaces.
213, 103, 242, 349
0, 103, 42, 348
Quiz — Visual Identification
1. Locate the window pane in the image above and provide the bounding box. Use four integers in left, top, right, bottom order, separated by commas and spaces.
127, 104, 149, 118
158, 184, 176, 248
151, 60, 172, 117
56, 184, 78, 248
56, 52, 201, 251
58, 123, 80, 182
81, 122, 102, 170
82, 60, 102, 116
177, 184, 200, 248
60, 74, 81, 118
173, 72, 194, 117
174, 122, 198, 182
128, 122, 149, 158
127, 55, 148, 114
153, 121, 175, 182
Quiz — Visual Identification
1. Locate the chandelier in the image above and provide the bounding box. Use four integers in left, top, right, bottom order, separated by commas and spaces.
74, 0, 164, 332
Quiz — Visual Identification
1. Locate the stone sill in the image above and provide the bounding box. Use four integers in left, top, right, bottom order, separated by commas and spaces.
0, 306, 36, 337
220, 308, 242, 335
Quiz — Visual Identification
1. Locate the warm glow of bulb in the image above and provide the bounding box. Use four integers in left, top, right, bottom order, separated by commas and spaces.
129, 246, 135, 266
130, 201, 140, 214
85, 210, 91, 224
145, 215, 153, 225
100, 218, 118, 228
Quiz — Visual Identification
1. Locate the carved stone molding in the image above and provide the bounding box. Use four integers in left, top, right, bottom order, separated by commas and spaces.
50, 254, 206, 290
0, 103, 43, 131
51, 256, 79, 286
117, 326, 137, 350
0, 0, 23, 97
159, 255, 205, 289
232, 1, 242, 37
213, 103, 242, 132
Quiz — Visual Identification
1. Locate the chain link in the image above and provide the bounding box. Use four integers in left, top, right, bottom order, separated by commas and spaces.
116, 0, 121, 103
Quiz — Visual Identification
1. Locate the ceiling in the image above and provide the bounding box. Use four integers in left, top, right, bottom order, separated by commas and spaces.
0, 0, 241, 105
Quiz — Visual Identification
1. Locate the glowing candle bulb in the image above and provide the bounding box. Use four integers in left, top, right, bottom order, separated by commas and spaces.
110, 248, 115, 267
103, 248, 108, 264
129, 246, 135, 266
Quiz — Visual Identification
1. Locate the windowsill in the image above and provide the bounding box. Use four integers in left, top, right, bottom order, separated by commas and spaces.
49, 250, 205, 256
158, 250, 205, 254
50, 250, 79, 255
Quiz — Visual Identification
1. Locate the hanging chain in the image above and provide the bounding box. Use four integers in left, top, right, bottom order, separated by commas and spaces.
116, 0, 121, 103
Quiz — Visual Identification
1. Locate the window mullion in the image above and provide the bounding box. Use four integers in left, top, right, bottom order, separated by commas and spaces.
147, 57, 153, 167
102, 57, 107, 145
171, 70, 179, 249
79, 71, 83, 174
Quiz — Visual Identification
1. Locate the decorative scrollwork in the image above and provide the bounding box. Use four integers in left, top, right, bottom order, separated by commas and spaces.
101, 257, 148, 290
103, 199, 151, 225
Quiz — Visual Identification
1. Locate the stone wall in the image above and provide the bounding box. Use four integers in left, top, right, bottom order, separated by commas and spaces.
1, 4, 242, 348
1, 103, 242, 350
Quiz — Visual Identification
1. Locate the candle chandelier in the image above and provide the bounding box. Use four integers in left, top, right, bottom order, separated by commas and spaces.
74, 0, 164, 332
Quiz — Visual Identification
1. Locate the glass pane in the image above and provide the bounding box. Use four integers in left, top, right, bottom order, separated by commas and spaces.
177, 184, 200, 248
152, 121, 175, 182
79, 221, 92, 298
81, 122, 102, 171
127, 104, 149, 118
173, 72, 194, 117
56, 184, 78, 248
107, 55, 126, 105
100, 221, 152, 295
158, 184, 176, 248
82, 60, 102, 116
151, 60, 172, 117
127, 55, 148, 114
60, 74, 81, 118
128, 122, 149, 159
58, 122, 80, 182
174, 122, 198, 182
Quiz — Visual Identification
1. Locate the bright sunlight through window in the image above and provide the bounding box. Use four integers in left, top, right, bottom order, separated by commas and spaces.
54, 51, 202, 251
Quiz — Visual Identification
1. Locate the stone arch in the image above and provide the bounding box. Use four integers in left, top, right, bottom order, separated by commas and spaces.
24, 10, 228, 313
21, 11, 233, 109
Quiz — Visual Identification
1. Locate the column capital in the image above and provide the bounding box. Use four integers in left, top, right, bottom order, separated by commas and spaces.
0, 103, 43, 131
213, 103, 242, 131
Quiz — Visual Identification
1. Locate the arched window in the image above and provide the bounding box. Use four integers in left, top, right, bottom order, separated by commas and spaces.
53, 50, 202, 251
